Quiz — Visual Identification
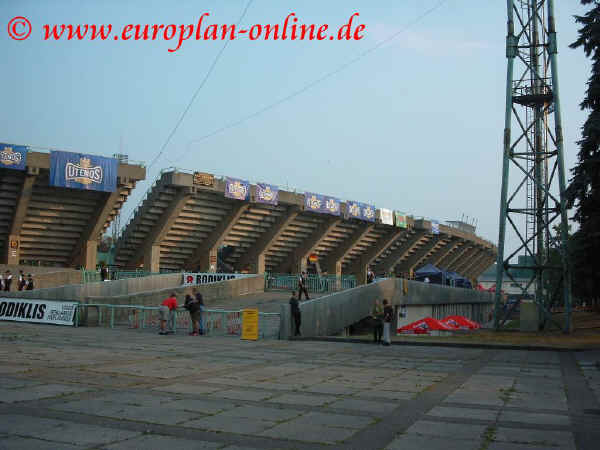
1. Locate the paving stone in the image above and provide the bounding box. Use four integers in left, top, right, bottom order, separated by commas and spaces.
268, 393, 335, 407
494, 427, 576, 448
102, 434, 221, 449
259, 421, 356, 444
217, 405, 303, 421
444, 391, 505, 406
354, 389, 415, 400
163, 398, 237, 415
290, 411, 373, 429
427, 406, 498, 421
0, 378, 43, 389
209, 389, 275, 402
327, 398, 397, 414
405, 420, 487, 440
385, 434, 481, 450
499, 411, 570, 426
183, 415, 276, 434
96, 391, 175, 406
152, 383, 224, 395
0, 384, 89, 403
0, 434, 81, 450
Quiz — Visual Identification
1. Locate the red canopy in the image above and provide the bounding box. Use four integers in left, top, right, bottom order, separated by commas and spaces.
440, 315, 481, 330
398, 317, 454, 334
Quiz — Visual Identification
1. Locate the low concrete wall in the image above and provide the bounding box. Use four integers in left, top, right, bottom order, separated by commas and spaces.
81, 275, 265, 325
1, 273, 183, 301
0, 265, 82, 290
282, 278, 494, 339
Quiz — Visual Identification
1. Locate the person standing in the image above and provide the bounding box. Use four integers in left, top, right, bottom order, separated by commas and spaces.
4, 270, 12, 291
382, 299, 394, 346
371, 299, 383, 344
298, 271, 310, 300
289, 291, 301, 336
18, 270, 26, 291
159, 292, 178, 335
193, 289, 205, 335
100, 263, 109, 282
184, 293, 201, 336
25, 274, 34, 290
367, 269, 375, 284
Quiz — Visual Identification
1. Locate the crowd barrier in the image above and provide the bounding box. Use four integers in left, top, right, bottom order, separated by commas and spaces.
77, 303, 280, 339
265, 274, 356, 293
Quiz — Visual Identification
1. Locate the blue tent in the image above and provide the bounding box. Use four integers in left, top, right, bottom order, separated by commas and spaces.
414, 264, 445, 284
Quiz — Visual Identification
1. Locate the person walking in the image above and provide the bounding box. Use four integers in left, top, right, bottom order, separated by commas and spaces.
18, 270, 26, 291
25, 274, 34, 290
193, 289, 205, 335
371, 299, 384, 344
289, 291, 302, 336
298, 271, 310, 300
159, 292, 178, 335
382, 299, 394, 346
184, 293, 201, 336
4, 270, 12, 291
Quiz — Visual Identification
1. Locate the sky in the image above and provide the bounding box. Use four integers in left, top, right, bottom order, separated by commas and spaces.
1, 0, 592, 256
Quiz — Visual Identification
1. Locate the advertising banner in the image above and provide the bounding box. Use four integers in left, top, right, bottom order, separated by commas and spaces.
377, 208, 394, 225
50, 151, 117, 192
304, 192, 341, 216
432, 220, 440, 235
224, 177, 250, 201
361, 203, 376, 222
346, 201, 362, 220
182, 273, 253, 286
0, 143, 28, 171
394, 211, 407, 228
0, 298, 77, 326
255, 183, 279, 205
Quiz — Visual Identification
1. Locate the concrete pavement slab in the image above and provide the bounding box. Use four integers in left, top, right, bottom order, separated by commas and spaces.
405, 420, 487, 440
101, 434, 221, 450
499, 410, 570, 426
427, 405, 498, 421
259, 421, 356, 444
0, 434, 81, 450
267, 393, 335, 407
385, 434, 481, 450
493, 427, 576, 449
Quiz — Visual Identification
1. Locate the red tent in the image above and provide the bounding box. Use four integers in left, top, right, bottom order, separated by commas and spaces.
440, 315, 481, 330
398, 317, 454, 334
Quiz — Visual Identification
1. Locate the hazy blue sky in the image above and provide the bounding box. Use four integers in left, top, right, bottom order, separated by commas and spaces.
1, 0, 591, 253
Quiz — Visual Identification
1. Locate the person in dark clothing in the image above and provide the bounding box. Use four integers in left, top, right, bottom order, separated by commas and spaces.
371, 299, 383, 344
193, 289, 205, 335
382, 299, 394, 346
100, 264, 109, 282
4, 270, 13, 291
184, 293, 201, 336
25, 274, 34, 290
18, 270, 26, 291
298, 271, 310, 300
289, 291, 301, 336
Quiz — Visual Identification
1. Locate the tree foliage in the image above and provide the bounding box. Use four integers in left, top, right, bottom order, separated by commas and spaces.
567, 1, 600, 305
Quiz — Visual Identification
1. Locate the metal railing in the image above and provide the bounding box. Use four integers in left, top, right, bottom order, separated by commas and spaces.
80, 269, 163, 284
76, 303, 280, 339
265, 273, 356, 293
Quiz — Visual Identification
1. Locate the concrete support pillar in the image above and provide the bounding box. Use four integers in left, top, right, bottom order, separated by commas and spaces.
83, 240, 98, 270
144, 245, 161, 273
5, 234, 20, 265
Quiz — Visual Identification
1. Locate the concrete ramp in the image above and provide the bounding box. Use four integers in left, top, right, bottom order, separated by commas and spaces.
282, 278, 494, 339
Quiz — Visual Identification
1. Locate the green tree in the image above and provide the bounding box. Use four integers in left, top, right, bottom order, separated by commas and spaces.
568, 0, 600, 310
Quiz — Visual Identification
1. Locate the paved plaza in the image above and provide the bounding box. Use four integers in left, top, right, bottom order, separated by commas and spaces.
1, 323, 599, 450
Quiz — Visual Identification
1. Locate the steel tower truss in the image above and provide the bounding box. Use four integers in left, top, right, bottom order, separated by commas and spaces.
494, 0, 571, 332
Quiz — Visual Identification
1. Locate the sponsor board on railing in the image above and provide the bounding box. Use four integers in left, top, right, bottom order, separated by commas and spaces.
0, 298, 77, 326
0, 143, 28, 171
182, 272, 255, 286
50, 150, 118, 192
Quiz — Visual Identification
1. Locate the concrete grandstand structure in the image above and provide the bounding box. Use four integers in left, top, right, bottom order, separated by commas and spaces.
0, 150, 145, 269
114, 169, 496, 283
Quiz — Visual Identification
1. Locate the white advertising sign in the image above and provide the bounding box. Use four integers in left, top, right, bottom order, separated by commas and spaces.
182, 273, 254, 286
377, 208, 394, 225
0, 298, 77, 326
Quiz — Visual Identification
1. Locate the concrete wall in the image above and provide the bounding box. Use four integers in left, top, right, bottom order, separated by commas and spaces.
282, 278, 494, 339
0, 265, 82, 290
81, 275, 265, 325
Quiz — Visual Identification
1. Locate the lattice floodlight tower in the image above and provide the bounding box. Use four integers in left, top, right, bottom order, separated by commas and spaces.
494, 0, 571, 332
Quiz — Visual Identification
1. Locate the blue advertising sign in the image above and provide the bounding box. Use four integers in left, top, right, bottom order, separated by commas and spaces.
255, 183, 278, 205
0, 143, 28, 171
346, 201, 362, 220
50, 151, 117, 192
224, 177, 249, 201
432, 220, 440, 235
305, 192, 340, 216
361, 203, 376, 222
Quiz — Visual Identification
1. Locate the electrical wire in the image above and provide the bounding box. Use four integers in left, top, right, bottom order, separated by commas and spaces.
168, 0, 448, 164
146, 0, 254, 171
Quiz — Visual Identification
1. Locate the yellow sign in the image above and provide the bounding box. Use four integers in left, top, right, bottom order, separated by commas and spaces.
241, 308, 259, 340
193, 171, 214, 187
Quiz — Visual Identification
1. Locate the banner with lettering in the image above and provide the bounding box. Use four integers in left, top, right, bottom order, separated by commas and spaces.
182, 273, 254, 286
346, 201, 361, 220
255, 183, 279, 205
224, 177, 250, 201
0, 298, 77, 326
361, 203, 376, 222
304, 192, 340, 216
394, 211, 407, 228
432, 220, 440, 235
0, 143, 28, 171
50, 151, 117, 192
378, 208, 394, 225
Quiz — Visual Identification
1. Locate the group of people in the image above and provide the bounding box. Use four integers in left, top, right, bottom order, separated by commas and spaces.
371, 299, 394, 345
0, 270, 34, 292
158, 289, 204, 335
